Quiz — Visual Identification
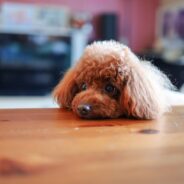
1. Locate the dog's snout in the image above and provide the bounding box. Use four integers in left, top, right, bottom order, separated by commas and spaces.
77, 104, 92, 117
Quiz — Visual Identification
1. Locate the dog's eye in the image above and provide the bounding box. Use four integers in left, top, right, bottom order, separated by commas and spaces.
81, 83, 87, 91
105, 84, 117, 94
105, 84, 116, 93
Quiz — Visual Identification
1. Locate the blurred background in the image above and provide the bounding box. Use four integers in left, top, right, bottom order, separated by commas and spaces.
0, 0, 184, 108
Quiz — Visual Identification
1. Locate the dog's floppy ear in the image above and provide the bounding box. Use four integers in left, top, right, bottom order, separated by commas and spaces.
120, 47, 170, 119
53, 68, 78, 108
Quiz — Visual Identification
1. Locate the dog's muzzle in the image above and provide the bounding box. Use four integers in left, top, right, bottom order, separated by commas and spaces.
77, 104, 92, 118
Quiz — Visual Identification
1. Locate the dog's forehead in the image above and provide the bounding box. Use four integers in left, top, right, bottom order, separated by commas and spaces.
75, 59, 124, 85
76, 62, 118, 82
77, 51, 122, 77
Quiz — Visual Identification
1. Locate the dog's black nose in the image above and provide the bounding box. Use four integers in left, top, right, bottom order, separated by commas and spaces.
77, 104, 92, 116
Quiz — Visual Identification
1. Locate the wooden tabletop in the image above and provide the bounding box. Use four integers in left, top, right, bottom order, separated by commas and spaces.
0, 106, 184, 184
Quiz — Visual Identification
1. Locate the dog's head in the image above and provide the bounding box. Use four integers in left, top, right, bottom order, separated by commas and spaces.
53, 41, 171, 119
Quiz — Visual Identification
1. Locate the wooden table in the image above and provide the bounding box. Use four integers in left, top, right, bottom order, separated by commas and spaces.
0, 106, 184, 184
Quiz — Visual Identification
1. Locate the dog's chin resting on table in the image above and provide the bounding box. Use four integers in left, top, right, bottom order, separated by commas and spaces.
53, 41, 174, 120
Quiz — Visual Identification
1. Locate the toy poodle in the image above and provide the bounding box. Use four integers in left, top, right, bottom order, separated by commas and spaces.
53, 41, 173, 119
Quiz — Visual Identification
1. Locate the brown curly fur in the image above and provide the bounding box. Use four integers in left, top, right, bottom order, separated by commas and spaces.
53, 41, 173, 119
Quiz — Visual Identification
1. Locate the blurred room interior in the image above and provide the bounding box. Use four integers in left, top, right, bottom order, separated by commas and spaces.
0, 0, 184, 108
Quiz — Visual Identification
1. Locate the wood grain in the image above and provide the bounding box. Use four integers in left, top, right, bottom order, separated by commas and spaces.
0, 106, 184, 184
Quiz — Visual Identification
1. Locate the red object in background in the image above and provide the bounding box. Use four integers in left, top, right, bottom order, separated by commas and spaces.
0, 0, 159, 52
